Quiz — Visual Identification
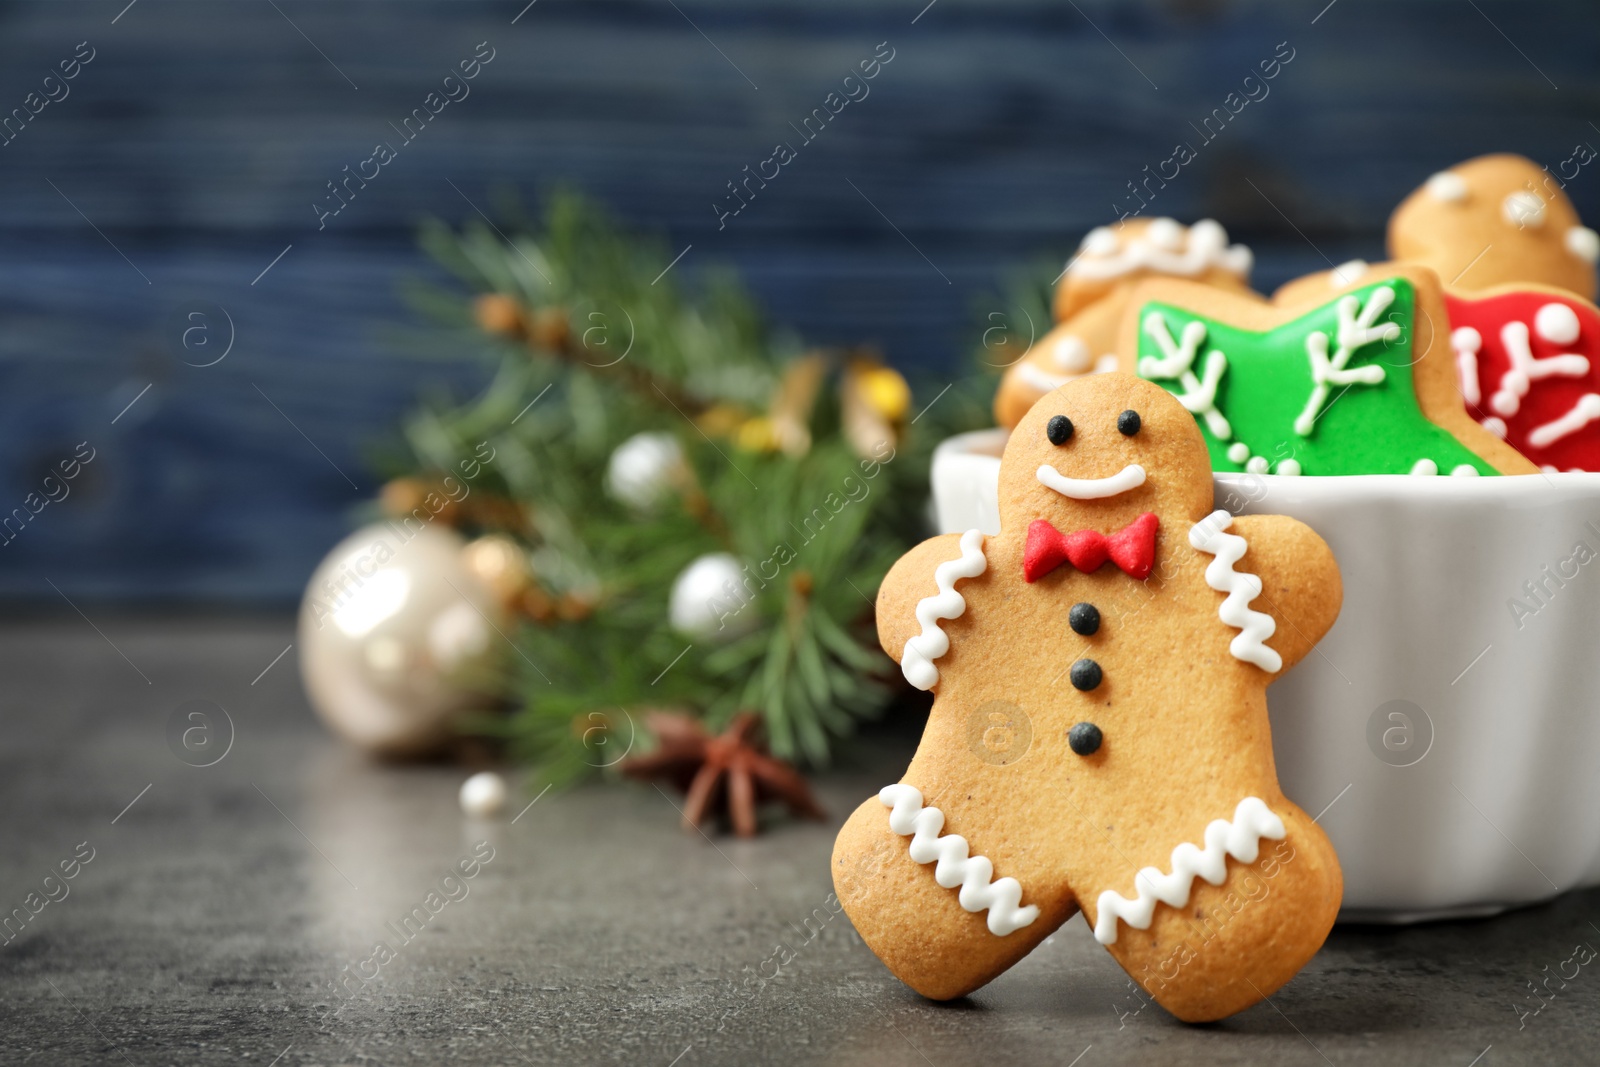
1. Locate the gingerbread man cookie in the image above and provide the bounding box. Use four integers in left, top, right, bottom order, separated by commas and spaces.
1129, 263, 1538, 476
1387, 153, 1599, 300
994, 219, 1255, 429
836, 374, 1344, 1022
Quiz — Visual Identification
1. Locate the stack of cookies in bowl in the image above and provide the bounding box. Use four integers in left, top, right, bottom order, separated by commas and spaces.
852, 154, 1600, 1021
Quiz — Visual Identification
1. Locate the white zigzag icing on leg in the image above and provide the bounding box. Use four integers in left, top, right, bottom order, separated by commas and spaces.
878, 784, 1039, 936
1188, 510, 1282, 673
900, 529, 987, 691
1093, 796, 1286, 945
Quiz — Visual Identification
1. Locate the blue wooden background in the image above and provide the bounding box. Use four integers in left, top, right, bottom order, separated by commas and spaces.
1, 0, 1596, 603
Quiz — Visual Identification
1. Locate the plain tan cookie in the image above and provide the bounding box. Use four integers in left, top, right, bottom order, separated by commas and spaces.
994, 219, 1255, 430
838, 373, 1344, 1022
1387, 153, 1599, 300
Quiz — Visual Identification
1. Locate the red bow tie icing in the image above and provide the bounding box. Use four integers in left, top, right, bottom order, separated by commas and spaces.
1024, 513, 1159, 582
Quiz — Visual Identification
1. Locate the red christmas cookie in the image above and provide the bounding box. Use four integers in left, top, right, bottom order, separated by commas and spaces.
1448, 287, 1600, 472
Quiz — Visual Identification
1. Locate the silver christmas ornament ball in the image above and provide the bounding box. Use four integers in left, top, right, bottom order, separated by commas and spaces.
606, 432, 685, 510
669, 552, 758, 640
299, 523, 505, 757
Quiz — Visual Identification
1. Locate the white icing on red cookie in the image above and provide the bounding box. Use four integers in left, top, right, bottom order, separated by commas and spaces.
1448, 289, 1600, 470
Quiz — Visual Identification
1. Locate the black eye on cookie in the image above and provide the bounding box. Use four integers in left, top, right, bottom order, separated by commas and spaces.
1116, 409, 1142, 436
1046, 414, 1074, 445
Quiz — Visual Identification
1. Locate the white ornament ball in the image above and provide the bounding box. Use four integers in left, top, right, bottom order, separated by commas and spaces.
606, 432, 684, 510
669, 552, 755, 640
459, 771, 508, 817
298, 523, 505, 757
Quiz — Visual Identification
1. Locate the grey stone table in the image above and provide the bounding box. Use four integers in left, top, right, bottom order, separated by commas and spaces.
2, 618, 1597, 1066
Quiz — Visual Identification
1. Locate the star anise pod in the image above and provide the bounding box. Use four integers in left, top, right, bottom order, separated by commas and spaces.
619, 712, 825, 837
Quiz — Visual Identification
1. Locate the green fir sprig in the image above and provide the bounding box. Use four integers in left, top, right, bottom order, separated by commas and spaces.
391, 192, 955, 782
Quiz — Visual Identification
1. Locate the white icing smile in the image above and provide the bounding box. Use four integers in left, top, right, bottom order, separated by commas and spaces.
1037, 463, 1146, 500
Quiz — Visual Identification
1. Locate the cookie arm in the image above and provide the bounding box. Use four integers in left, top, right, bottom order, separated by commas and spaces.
874, 533, 971, 664
1225, 514, 1343, 674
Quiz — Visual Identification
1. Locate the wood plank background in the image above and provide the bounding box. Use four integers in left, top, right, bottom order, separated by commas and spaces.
1, 0, 1596, 603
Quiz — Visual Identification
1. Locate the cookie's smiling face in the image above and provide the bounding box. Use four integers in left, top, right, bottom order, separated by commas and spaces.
998, 374, 1213, 537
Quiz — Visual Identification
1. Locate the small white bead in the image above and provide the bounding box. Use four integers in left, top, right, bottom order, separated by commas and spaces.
460, 771, 508, 817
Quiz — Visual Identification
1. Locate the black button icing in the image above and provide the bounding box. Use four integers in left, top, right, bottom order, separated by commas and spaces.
1069, 602, 1100, 636
1070, 658, 1102, 691
1047, 414, 1074, 445
1068, 722, 1103, 756
1117, 409, 1142, 435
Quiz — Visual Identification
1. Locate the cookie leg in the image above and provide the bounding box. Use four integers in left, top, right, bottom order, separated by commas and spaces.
1091, 807, 1342, 1022
832, 794, 1074, 1000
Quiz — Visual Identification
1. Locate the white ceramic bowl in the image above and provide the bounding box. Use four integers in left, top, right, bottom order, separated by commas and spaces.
931, 428, 1600, 922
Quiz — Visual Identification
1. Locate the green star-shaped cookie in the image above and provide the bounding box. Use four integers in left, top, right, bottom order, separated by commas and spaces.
1133, 276, 1497, 476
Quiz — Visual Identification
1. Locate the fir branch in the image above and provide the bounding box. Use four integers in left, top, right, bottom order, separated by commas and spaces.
398, 192, 942, 779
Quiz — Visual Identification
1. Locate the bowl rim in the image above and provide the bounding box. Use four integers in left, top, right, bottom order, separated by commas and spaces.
933, 427, 1600, 502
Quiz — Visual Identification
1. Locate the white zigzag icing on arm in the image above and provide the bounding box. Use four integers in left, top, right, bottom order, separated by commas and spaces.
1188, 510, 1283, 673
1093, 796, 1285, 945
879, 784, 1040, 936
900, 529, 987, 691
